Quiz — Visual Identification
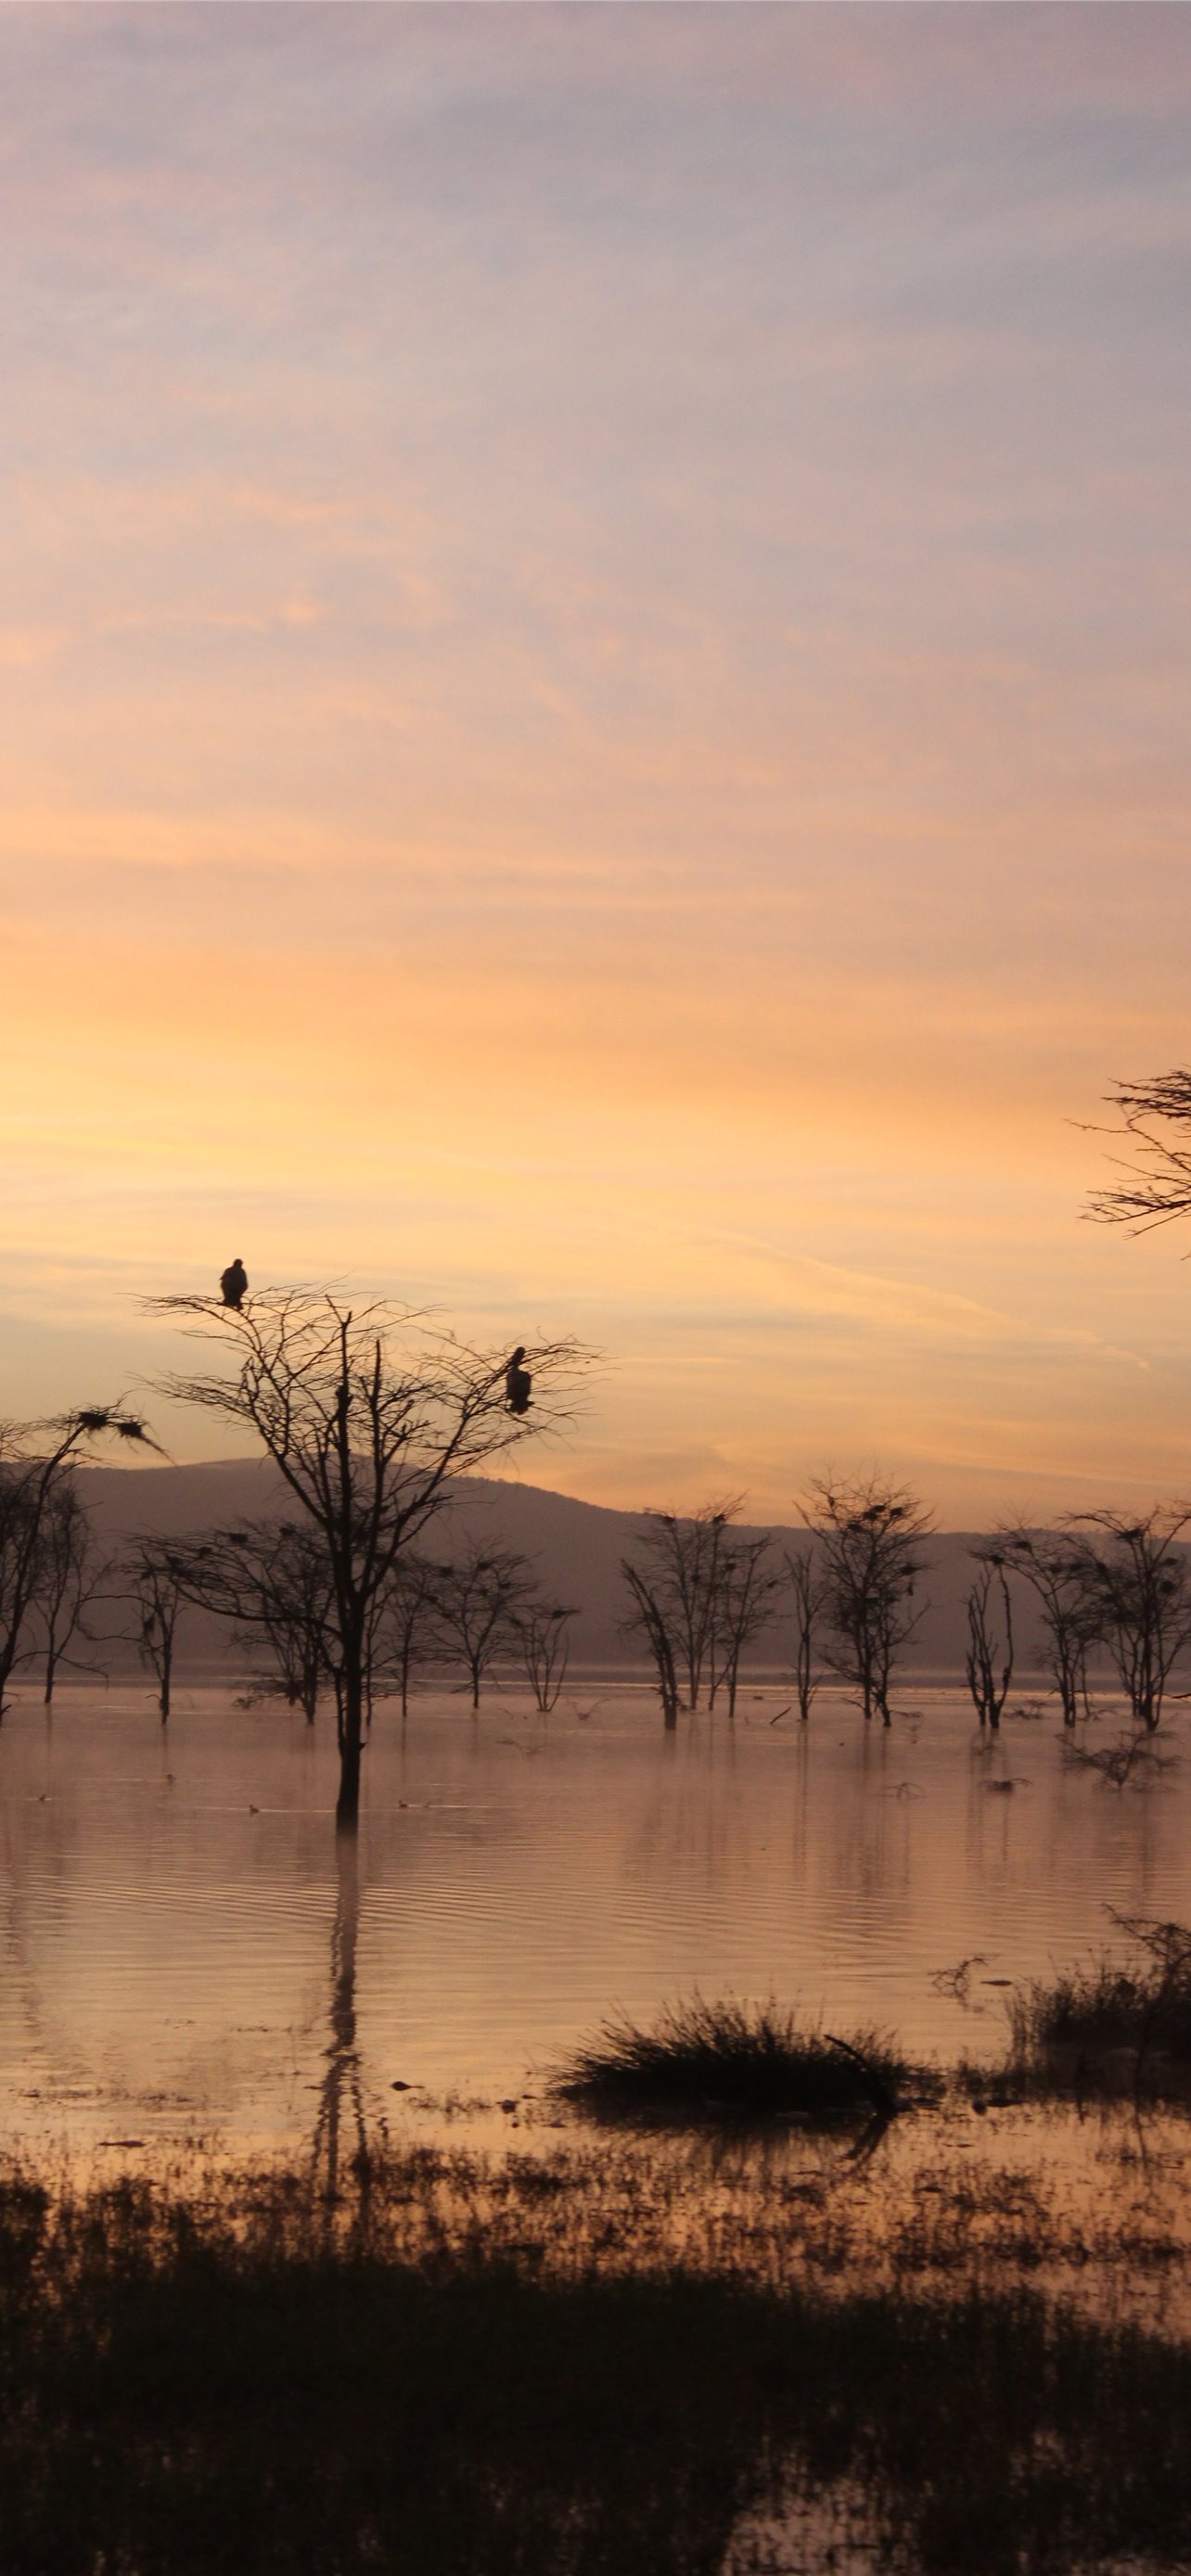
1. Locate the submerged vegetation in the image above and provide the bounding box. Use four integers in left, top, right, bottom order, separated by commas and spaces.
4, 2141, 1191, 2576
550, 1995, 907, 2121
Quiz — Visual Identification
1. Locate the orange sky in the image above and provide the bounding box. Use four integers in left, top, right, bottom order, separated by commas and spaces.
4, 4, 1191, 1524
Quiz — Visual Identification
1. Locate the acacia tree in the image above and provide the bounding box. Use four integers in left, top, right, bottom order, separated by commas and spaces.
964, 1549, 1016, 1730
620, 1560, 681, 1728
0, 1407, 158, 1716
785, 1541, 827, 1722
707, 1535, 782, 1718
432, 1543, 537, 1709
803, 1475, 934, 1724
628, 1501, 742, 1711
127, 1540, 188, 1722
998, 1529, 1102, 1726
1064, 1510, 1191, 1731
151, 1292, 587, 1826
374, 1552, 443, 1719
176, 1521, 337, 1724
1086, 1071, 1191, 1232
516, 1600, 576, 1713
35, 1480, 107, 1705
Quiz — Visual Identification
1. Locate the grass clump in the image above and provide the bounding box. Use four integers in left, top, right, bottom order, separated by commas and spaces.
550, 1994, 905, 2121
1007, 1915, 1191, 2099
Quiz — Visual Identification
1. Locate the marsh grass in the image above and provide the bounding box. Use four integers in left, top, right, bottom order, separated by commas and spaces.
1002, 1917, 1191, 2101
4, 2156, 1191, 2575
549, 1995, 907, 2121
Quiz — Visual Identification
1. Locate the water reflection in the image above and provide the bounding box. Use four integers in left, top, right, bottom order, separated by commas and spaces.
0, 1682, 1188, 2155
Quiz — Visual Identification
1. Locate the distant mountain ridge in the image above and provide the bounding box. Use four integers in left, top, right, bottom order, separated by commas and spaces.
73, 1459, 1053, 1680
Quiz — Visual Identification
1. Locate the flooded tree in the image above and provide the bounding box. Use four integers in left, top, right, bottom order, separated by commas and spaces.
998, 1529, 1102, 1727
432, 1543, 537, 1709
707, 1535, 782, 1718
0, 1408, 158, 1717
34, 1480, 107, 1705
126, 1541, 188, 1722
174, 1521, 337, 1724
516, 1600, 576, 1713
963, 1549, 1016, 1729
628, 1501, 743, 1712
1063, 1510, 1191, 1731
1086, 1070, 1191, 1232
151, 1289, 590, 1825
373, 1551, 444, 1719
620, 1560, 681, 1728
784, 1541, 827, 1722
802, 1475, 934, 1724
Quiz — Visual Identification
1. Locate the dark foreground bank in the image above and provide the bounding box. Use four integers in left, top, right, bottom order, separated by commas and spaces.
3, 2157, 1190, 2576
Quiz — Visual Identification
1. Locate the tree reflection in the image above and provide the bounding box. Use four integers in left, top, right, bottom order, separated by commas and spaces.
312, 1830, 371, 2221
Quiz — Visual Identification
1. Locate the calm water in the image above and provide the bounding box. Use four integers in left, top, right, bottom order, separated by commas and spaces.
1, 1682, 1188, 2153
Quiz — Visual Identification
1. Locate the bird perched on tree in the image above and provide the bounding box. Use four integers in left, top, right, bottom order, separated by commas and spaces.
220, 1257, 249, 1311
505, 1345, 531, 1416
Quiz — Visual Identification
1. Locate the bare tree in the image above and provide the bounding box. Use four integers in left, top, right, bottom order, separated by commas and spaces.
175, 1521, 336, 1724
802, 1475, 934, 1724
785, 1541, 827, 1722
1086, 1071, 1191, 1232
0, 1407, 158, 1716
620, 1561, 681, 1728
630, 1501, 742, 1711
707, 1536, 782, 1718
516, 1600, 576, 1713
149, 1290, 590, 1827
998, 1529, 1103, 1727
126, 1541, 188, 1722
34, 1481, 107, 1704
374, 1552, 444, 1719
1064, 1510, 1191, 1731
431, 1543, 538, 1710
964, 1549, 1016, 1730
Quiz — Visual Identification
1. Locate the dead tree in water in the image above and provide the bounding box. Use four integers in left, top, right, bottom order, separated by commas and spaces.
621, 1561, 681, 1728
708, 1536, 781, 1718
431, 1544, 537, 1710
175, 1522, 336, 1723
1064, 1510, 1191, 1731
375, 1553, 443, 1718
635, 1502, 740, 1711
999, 1530, 1101, 1727
964, 1550, 1015, 1729
149, 1290, 591, 1828
0, 1408, 158, 1716
35, 1481, 107, 1704
785, 1542, 827, 1721
126, 1542, 187, 1722
516, 1600, 576, 1713
803, 1476, 934, 1724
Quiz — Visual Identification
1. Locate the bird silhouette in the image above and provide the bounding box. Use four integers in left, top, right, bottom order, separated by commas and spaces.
220, 1257, 248, 1310
505, 1345, 531, 1415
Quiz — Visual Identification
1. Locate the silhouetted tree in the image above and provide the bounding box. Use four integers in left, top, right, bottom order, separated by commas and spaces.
1086, 1071, 1191, 1232
1064, 1510, 1191, 1731
374, 1551, 444, 1719
999, 1528, 1102, 1726
126, 1541, 188, 1722
802, 1475, 934, 1724
0, 1407, 157, 1716
707, 1535, 782, 1718
620, 1561, 681, 1728
432, 1543, 537, 1708
149, 1290, 589, 1827
516, 1600, 576, 1713
631, 1501, 742, 1710
175, 1521, 336, 1724
33, 1483, 103, 1702
785, 1541, 827, 1722
964, 1549, 1016, 1730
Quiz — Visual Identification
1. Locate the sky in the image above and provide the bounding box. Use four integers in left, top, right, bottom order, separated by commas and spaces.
3, 1, 1191, 1525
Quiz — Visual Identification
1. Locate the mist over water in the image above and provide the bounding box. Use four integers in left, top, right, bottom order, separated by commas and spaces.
1, 1684, 1187, 2155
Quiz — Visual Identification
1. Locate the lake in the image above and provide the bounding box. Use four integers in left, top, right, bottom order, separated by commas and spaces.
2, 1681, 1188, 2155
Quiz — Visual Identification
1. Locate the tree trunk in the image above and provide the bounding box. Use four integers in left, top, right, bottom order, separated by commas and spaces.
337, 1669, 365, 1830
